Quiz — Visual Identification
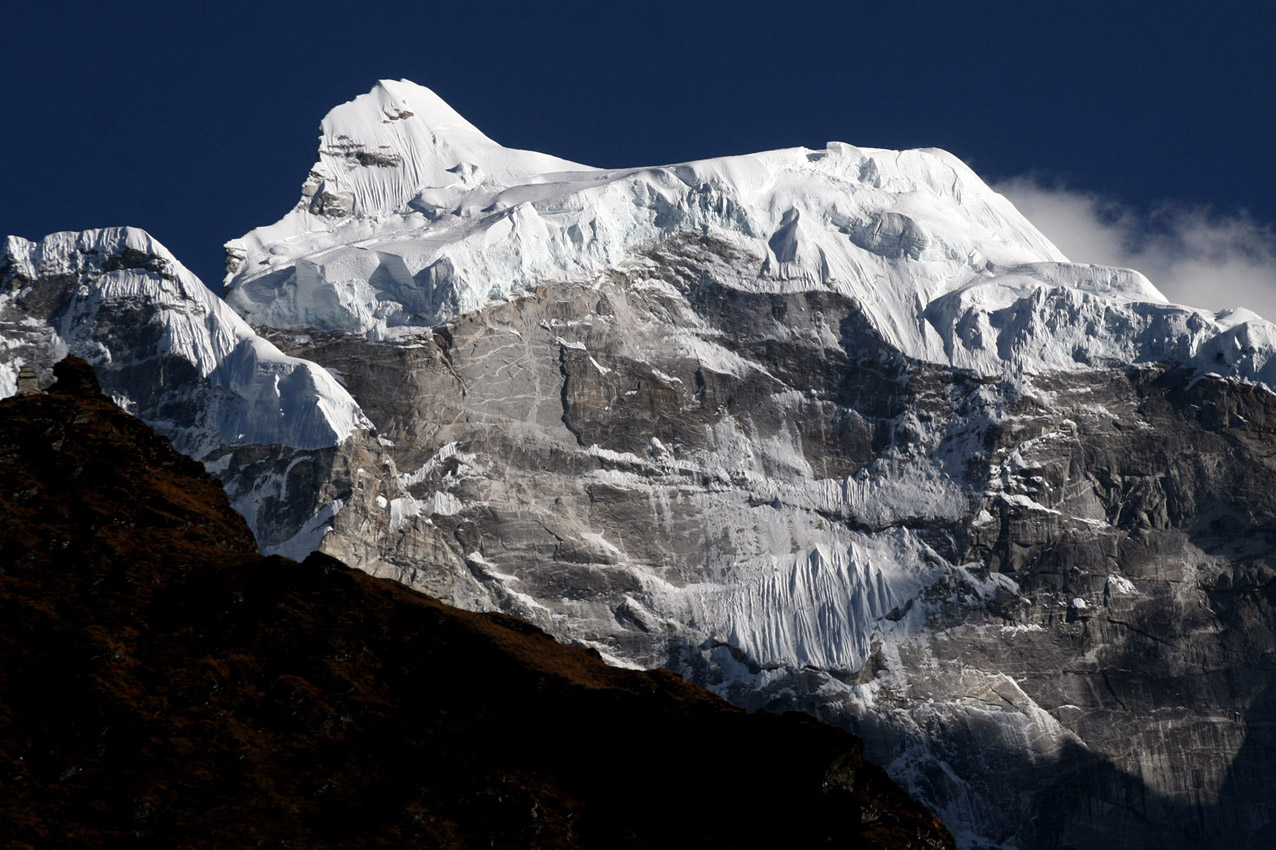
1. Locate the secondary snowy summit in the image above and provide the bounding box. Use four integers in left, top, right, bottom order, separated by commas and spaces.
1, 226, 367, 452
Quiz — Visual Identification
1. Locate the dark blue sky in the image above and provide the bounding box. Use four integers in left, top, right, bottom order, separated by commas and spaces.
3, 0, 1274, 292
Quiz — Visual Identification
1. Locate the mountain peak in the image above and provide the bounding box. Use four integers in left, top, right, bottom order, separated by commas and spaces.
1, 225, 371, 455
366, 78, 486, 136
286, 79, 594, 223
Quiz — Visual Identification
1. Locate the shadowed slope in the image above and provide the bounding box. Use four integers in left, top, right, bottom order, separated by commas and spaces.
0, 358, 952, 850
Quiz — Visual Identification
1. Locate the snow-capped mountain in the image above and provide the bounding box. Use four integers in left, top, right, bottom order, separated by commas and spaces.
6, 79, 1276, 850
2, 227, 366, 451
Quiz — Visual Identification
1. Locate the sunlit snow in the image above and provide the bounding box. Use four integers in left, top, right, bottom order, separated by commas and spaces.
227, 79, 1276, 387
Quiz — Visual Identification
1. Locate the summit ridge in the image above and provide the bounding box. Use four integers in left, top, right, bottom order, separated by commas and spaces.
225, 80, 1276, 387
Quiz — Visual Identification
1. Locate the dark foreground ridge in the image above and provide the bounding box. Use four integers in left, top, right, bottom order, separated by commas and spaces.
0, 357, 953, 850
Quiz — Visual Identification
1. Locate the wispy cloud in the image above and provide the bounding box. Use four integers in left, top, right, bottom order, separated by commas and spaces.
995, 177, 1276, 321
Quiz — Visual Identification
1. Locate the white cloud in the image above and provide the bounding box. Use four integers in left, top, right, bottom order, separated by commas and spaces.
995, 177, 1276, 321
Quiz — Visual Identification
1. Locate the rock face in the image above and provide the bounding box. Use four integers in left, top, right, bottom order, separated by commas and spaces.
0, 357, 953, 850
259, 241, 1276, 850
217, 81, 1276, 849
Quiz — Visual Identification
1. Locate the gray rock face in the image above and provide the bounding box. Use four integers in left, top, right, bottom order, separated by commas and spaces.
253, 232, 1276, 849
721, 366, 1276, 850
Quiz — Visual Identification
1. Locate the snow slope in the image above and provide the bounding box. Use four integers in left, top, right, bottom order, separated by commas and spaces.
226, 79, 1276, 387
